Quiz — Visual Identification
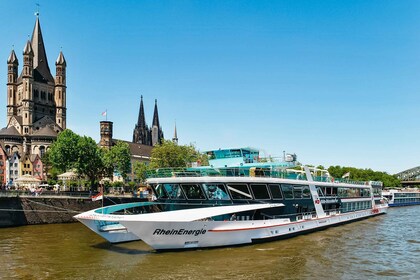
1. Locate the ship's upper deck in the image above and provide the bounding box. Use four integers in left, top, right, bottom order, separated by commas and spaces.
145, 167, 383, 187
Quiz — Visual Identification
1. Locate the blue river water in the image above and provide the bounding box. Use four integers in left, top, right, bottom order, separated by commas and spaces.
0, 206, 419, 279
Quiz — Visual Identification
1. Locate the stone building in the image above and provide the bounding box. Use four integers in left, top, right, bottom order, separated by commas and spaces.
0, 15, 66, 160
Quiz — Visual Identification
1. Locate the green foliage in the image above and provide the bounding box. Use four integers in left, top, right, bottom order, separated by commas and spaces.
150, 140, 208, 168
75, 136, 104, 187
47, 178, 57, 185
112, 181, 124, 189
48, 129, 80, 173
127, 181, 136, 191
132, 161, 150, 183
103, 141, 131, 180
327, 166, 401, 189
48, 129, 105, 190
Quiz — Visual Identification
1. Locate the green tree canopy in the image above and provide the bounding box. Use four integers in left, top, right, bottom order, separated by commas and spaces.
150, 140, 208, 168
75, 136, 104, 187
48, 129, 80, 173
103, 141, 131, 180
132, 161, 149, 184
48, 129, 105, 189
327, 165, 401, 189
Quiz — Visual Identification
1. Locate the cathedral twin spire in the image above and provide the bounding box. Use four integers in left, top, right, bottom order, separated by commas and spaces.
133, 96, 164, 146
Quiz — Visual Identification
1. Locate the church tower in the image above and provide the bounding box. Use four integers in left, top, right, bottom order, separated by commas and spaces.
100, 121, 113, 149
6, 50, 18, 124
1, 14, 67, 159
55, 51, 67, 129
133, 96, 150, 145
151, 99, 164, 146
21, 40, 34, 135
132, 97, 164, 146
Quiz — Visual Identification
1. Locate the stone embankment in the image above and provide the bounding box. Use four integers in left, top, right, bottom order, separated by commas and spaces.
0, 195, 146, 228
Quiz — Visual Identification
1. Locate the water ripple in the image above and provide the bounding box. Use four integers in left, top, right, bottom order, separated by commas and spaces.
0, 206, 419, 279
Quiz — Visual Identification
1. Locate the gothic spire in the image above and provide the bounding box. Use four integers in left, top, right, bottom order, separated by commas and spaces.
152, 99, 160, 127
31, 16, 54, 82
137, 95, 146, 129
172, 122, 178, 144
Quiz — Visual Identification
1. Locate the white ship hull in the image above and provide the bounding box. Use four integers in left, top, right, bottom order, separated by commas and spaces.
76, 215, 140, 243
119, 206, 387, 250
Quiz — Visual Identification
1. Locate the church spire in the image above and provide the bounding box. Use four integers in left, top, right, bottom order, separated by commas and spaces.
151, 99, 164, 146
172, 122, 178, 144
137, 95, 146, 129
31, 16, 54, 83
7, 49, 18, 64
152, 99, 160, 127
133, 95, 150, 145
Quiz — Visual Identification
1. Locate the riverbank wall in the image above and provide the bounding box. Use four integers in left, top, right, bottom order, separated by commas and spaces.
0, 196, 146, 228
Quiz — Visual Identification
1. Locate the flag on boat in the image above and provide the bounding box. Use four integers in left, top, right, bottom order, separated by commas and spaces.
101, 111, 107, 116
92, 193, 103, 201
342, 172, 350, 178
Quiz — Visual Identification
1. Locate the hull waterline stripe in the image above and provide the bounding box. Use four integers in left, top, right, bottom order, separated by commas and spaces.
208, 208, 385, 232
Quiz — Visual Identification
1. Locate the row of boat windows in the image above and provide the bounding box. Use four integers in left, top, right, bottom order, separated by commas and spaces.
341, 201, 372, 213
318, 186, 371, 198
394, 193, 420, 198
393, 198, 420, 203
151, 183, 312, 201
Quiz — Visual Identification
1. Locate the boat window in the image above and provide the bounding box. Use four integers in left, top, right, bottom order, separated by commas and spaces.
227, 184, 253, 200
250, 184, 270, 200
302, 186, 311, 199
269, 184, 283, 199
347, 188, 361, 197
373, 187, 381, 196
362, 189, 370, 197
202, 184, 230, 200
181, 184, 206, 200
153, 184, 168, 199
163, 183, 185, 199
293, 186, 302, 198
281, 184, 294, 199
316, 186, 324, 197
338, 187, 348, 198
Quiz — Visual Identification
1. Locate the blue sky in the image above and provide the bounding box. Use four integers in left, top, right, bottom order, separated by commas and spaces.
0, 0, 419, 174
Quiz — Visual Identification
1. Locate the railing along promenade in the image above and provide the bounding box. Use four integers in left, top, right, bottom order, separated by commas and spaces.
0, 190, 136, 199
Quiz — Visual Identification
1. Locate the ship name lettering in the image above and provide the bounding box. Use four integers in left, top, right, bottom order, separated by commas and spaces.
153, 228, 207, 236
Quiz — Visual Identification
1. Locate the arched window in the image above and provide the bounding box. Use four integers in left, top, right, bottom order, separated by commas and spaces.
40, 146, 46, 157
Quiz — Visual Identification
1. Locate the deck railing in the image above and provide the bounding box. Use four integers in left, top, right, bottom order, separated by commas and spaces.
145, 167, 383, 187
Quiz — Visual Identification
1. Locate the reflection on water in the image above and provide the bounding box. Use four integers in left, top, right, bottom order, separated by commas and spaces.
1, 207, 419, 279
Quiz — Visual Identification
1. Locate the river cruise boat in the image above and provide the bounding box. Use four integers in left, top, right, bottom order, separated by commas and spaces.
75, 147, 297, 243
75, 164, 387, 250
382, 189, 420, 207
